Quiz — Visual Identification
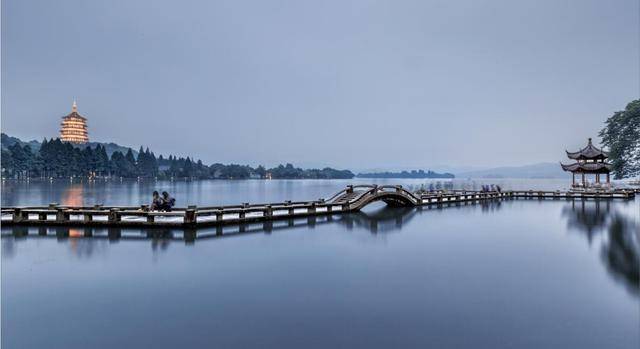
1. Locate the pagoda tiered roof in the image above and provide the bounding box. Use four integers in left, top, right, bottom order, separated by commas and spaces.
59, 100, 89, 144
62, 110, 87, 121
560, 162, 612, 172
565, 138, 609, 160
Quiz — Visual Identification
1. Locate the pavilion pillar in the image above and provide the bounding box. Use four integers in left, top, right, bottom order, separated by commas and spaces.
596, 174, 600, 184
572, 173, 575, 186
606, 173, 610, 184
581, 173, 585, 187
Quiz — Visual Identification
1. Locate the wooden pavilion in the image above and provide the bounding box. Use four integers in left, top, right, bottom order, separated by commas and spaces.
561, 138, 612, 187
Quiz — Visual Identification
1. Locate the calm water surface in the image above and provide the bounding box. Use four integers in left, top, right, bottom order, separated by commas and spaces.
2, 179, 639, 348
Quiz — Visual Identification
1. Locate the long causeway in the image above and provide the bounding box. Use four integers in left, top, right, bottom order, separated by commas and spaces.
1, 185, 637, 229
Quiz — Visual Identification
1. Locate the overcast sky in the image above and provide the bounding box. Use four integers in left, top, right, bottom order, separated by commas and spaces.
2, 0, 638, 169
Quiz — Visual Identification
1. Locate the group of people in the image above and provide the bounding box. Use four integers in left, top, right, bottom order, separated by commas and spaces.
481, 184, 502, 192
151, 191, 176, 211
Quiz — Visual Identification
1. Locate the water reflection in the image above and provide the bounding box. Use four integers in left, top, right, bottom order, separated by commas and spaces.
563, 200, 611, 244
601, 213, 639, 297
62, 184, 84, 206
563, 200, 639, 296
1, 201, 507, 261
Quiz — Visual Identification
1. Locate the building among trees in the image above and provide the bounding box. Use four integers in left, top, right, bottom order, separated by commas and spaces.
1, 133, 355, 180
60, 100, 89, 143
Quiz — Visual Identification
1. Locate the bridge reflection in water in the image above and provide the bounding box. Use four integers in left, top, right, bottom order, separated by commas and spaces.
1, 201, 503, 260
2, 205, 420, 241
3, 199, 637, 297
2, 199, 507, 242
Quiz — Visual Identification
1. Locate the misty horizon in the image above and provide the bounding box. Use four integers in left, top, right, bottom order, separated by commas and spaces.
2, 0, 638, 169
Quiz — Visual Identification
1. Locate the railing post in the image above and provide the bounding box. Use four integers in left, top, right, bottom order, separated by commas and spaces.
215, 210, 223, 222
13, 208, 24, 223
108, 208, 121, 223
346, 185, 354, 194
184, 205, 197, 226
56, 208, 70, 223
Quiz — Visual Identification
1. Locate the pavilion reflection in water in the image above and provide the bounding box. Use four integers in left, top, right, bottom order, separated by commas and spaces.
563, 200, 639, 296
563, 200, 612, 244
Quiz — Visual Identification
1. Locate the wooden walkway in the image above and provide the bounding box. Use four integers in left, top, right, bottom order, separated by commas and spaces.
1, 185, 636, 229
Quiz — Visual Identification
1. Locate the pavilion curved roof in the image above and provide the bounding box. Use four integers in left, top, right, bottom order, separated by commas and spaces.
560, 162, 612, 172
566, 138, 609, 160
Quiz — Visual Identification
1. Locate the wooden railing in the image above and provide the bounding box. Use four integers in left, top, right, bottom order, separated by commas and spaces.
0, 187, 635, 228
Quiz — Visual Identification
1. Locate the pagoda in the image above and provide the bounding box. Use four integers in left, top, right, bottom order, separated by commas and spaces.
60, 100, 89, 143
561, 138, 612, 187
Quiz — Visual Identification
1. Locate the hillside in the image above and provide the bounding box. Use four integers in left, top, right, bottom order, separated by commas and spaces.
1, 133, 137, 158
1, 133, 41, 152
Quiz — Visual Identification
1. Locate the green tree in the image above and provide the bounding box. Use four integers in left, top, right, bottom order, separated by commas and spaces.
1, 149, 14, 176
599, 100, 640, 178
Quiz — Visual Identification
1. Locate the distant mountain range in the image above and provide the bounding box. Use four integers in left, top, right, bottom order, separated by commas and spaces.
354, 163, 566, 179
357, 169, 454, 179
455, 163, 566, 179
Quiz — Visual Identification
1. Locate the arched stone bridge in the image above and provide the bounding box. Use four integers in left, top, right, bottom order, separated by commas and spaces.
325, 185, 420, 210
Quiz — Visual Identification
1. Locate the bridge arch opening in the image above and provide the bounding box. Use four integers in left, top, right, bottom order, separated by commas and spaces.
355, 191, 417, 210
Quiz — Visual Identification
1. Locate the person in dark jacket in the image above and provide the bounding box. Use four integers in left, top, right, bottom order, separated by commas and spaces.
150, 191, 162, 211
160, 191, 176, 211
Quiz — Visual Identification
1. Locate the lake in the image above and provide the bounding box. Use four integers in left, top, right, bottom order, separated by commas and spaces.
2, 179, 639, 349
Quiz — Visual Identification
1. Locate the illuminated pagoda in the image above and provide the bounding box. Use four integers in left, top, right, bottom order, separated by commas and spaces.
561, 138, 612, 187
60, 100, 89, 143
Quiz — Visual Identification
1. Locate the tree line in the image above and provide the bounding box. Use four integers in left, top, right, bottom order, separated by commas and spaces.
1, 137, 354, 180
599, 99, 640, 179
